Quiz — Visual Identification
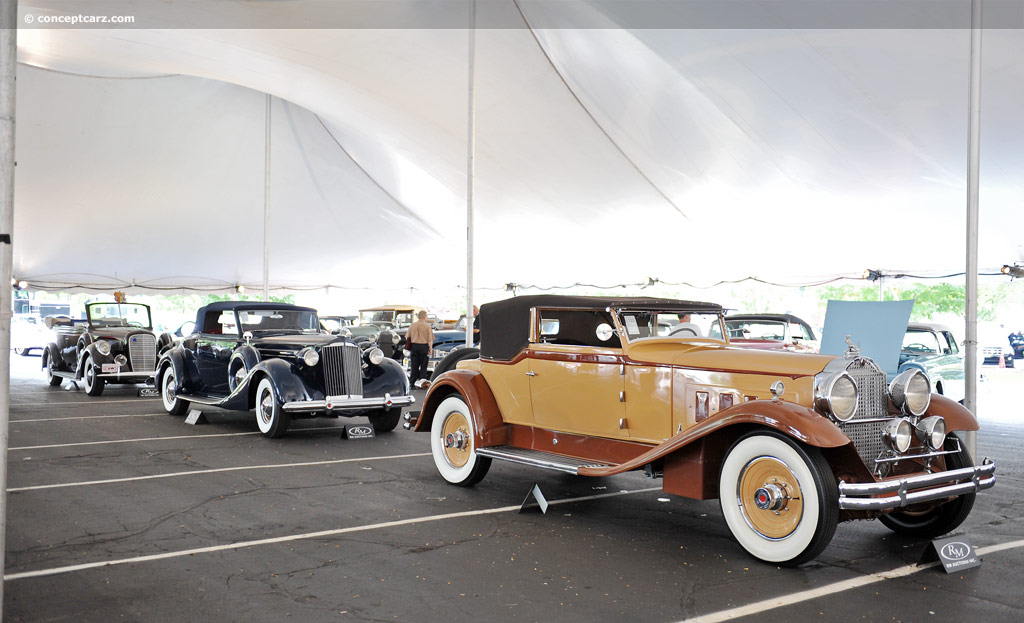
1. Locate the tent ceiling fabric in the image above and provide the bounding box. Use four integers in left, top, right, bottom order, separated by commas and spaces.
12, 1, 1024, 292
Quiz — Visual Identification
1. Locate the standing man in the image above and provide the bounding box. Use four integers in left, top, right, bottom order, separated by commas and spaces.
407, 310, 434, 388
472, 305, 481, 344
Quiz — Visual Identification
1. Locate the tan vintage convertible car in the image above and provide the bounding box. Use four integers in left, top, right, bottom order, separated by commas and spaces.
406, 295, 996, 565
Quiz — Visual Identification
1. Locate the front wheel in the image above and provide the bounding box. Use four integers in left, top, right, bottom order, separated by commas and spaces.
879, 433, 975, 538
719, 431, 838, 566
14, 347, 29, 356
368, 408, 401, 433
430, 395, 491, 487
161, 366, 190, 415
82, 357, 105, 397
255, 377, 290, 438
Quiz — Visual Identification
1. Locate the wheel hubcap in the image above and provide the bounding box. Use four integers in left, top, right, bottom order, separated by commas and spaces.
260, 392, 274, 424
441, 412, 471, 468
738, 456, 803, 539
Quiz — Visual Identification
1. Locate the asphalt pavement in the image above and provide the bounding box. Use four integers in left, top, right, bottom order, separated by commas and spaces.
4, 353, 1023, 622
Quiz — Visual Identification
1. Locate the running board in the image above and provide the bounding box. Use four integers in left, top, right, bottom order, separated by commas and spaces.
475, 446, 614, 475
51, 370, 79, 381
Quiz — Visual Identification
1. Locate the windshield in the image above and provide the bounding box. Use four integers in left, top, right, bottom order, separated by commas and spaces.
725, 320, 787, 341
902, 329, 941, 355
360, 310, 395, 325
87, 303, 152, 329
237, 309, 319, 334
395, 312, 415, 327
616, 310, 725, 342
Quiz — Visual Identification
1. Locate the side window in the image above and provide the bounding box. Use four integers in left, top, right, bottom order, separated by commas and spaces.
942, 332, 959, 354
789, 323, 810, 340
537, 309, 621, 348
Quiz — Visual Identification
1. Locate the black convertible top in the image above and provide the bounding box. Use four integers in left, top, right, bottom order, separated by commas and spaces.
480, 295, 721, 361
193, 301, 318, 334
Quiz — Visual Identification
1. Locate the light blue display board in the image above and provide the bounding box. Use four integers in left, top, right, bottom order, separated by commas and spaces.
820, 300, 914, 375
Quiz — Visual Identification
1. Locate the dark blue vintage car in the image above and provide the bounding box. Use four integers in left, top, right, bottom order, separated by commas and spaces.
156, 302, 414, 437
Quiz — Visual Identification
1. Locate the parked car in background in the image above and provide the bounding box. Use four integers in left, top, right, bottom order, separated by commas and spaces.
898, 323, 965, 402
714, 313, 819, 352
425, 329, 476, 373
42, 302, 173, 396
157, 302, 413, 437
320, 315, 356, 334
11, 314, 49, 356
407, 295, 994, 566
978, 323, 1015, 368
358, 305, 423, 330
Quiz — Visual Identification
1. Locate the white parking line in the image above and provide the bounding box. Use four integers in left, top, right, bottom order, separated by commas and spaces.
9, 398, 161, 407
11, 413, 163, 423
678, 539, 1024, 623
9, 425, 349, 450
8, 452, 432, 492
3, 487, 660, 581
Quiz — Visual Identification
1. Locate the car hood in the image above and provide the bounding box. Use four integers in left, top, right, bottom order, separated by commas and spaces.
626, 340, 835, 377
253, 334, 347, 350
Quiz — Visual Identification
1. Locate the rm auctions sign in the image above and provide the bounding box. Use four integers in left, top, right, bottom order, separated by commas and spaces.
927, 535, 981, 573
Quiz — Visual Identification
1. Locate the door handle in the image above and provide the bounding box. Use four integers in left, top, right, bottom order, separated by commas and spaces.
525, 371, 536, 377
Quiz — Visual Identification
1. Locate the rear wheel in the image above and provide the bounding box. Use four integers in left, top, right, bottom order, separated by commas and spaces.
719, 431, 838, 566
255, 377, 290, 438
368, 409, 401, 433
879, 433, 976, 538
430, 395, 491, 486
83, 357, 105, 397
45, 355, 62, 386
160, 366, 190, 415
14, 347, 29, 356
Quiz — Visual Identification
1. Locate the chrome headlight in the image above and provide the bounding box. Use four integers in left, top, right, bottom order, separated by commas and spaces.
391, 332, 400, 345
298, 347, 319, 367
367, 347, 385, 365
883, 418, 914, 453
114, 354, 127, 366
340, 328, 352, 337
889, 369, 931, 416
814, 371, 858, 422
95, 340, 112, 356
916, 416, 946, 450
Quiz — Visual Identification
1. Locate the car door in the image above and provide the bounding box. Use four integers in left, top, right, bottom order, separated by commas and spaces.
194, 312, 240, 395
527, 309, 626, 439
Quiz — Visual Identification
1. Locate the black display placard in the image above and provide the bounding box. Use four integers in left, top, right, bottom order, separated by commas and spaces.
924, 535, 981, 573
344, 424, 376, 440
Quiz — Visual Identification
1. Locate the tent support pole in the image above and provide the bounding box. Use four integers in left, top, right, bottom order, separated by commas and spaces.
964, 0, 982, 460
0, 1, 18, 616
465, 1, 476, 348
263, 93, 272, 301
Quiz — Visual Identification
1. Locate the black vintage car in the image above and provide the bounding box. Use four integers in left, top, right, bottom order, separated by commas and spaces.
42, 302, 171, 396
156, 302, 414, 437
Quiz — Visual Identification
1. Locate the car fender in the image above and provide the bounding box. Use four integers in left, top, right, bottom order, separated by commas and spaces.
363, 357, 411, 398
78, 342, 114, 373
156, 348, 188, 393
42, 343, 62, 371
229, 344, 261, 376
925, 394, 979, 432
579, 399, 852, 479
243, 358, 308, 410
413, 369, 508, 447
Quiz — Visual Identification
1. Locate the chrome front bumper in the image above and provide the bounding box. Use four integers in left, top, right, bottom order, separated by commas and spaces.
97, 371, 155, 381
282, 393, 415, 414
838, 459, 996, 511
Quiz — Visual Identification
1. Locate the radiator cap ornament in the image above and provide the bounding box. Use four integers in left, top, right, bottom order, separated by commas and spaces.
844, 334, 861, 358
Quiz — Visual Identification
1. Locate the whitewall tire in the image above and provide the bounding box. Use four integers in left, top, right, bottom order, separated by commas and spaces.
719, 431, 838, 566
430, 395, 491, 487
161, 366, 189, 415
255, 377, 290, 438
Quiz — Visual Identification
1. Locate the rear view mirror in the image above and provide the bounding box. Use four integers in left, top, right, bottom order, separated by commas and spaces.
596, 323, 615, 342
540, 319, 560, 337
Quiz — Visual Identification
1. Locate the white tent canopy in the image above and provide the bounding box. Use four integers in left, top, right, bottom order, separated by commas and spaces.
12, 1, 1024, 293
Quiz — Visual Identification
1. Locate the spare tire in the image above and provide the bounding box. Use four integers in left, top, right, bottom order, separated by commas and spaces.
430, 347, 480, 381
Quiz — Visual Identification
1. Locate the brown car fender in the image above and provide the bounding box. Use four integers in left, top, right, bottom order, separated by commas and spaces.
579, 399, 852, 480
925, 394, 980, 432
413, 370, 509, 447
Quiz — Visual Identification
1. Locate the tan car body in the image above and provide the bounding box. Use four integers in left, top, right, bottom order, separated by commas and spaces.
414, 302, 981, 504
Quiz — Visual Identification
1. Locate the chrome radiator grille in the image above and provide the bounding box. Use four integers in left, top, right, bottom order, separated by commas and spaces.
838, 359, 888, 465
127, 334, 156, 372
322, 344, 363, 396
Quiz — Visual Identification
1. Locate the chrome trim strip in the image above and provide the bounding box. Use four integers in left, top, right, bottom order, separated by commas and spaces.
97, 371, 155, 379
475, 446, 611, 474
282, 394, 415, 413
838, 459, 996, 510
